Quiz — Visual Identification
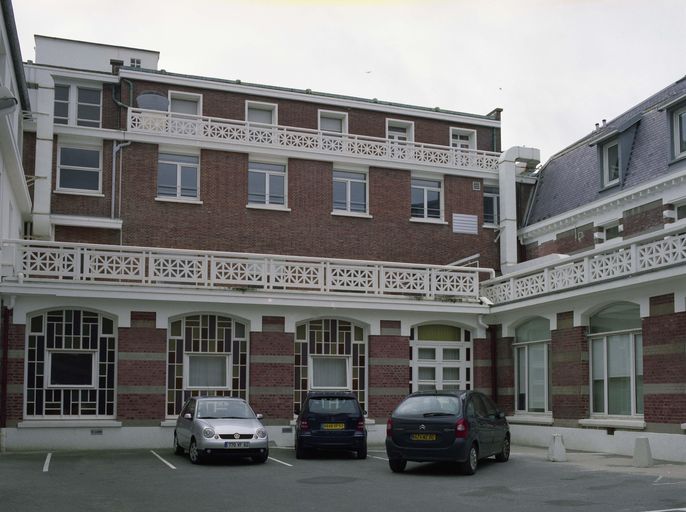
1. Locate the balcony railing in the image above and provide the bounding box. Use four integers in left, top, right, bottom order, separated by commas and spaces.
127, 108, 500, 173
481, 225, 686, 305
3, 240, 494, 302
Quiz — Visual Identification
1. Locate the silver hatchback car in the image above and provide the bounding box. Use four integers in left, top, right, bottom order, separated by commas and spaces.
174, 396, 269, 464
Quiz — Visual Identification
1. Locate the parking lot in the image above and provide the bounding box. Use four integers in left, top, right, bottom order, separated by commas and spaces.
1, 445, 686, 512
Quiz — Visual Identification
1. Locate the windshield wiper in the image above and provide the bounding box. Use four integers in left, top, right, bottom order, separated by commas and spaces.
422, 412, 453, 417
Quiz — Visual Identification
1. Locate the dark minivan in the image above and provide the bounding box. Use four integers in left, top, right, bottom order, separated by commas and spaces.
295, 391, 367, 459
385, 390, 509, 474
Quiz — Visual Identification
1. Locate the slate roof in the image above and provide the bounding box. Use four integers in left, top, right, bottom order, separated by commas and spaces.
525, 76, 686, 226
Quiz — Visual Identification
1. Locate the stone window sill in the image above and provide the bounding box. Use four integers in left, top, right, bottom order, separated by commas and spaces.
18, 420, 122, 428
506, 414, 554, 426
160, 419, 177, 427
578, 417, 646, 430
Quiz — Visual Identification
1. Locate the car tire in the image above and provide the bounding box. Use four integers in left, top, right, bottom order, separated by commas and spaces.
174, 432, 184, 456
356, 443, 367, 460
252, 450, 269, 464
495, 436, 510, 462
295, 440, 306, 460
189, 438, 203, 465
389, 458, 406, 473
460, 443, 478, 475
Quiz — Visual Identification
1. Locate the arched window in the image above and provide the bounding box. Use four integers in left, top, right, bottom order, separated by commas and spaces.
410, 324, 472, 392
514, 317, 551, 414
167, 314, 247, 417
26, 309, 116, 418
294, 319, 366, 414
589, 303, 643, 416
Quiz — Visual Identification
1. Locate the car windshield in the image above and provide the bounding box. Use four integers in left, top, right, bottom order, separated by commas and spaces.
394, 395, 461, 417
196, 400, 255, 419
307, 397, 360, 415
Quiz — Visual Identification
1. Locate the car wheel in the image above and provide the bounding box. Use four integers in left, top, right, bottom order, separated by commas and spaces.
356, 443, 367, 460
174, 432, 184, 456
495, 436, 510, 462
460, 443, 478, 475
189, 438, 203, 465
295, 440, 306, 460
252, 449, 269, 464
389, 458, 406, 473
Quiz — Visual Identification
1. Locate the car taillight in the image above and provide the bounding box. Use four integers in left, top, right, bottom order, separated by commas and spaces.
455, 418, 469, 439
386, 418, 393, 437
299, 419, 309, 431
356, 418, 365, 432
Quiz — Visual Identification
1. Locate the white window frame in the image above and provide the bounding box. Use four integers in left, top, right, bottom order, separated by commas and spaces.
410, 174, 444, 223
246, 100, 278, 125
53, 83, 102, 128
386, 119, 414, 142
156, 152, 200, 201
130, 58, 141, 68
513, 340, 551, 414
332, 168, 369, 216
602, 140, 620, 187
674, 106, 686, 159
676, 200, 686, 221
168, 90, 203, 117
247, 160, 289, 209
183, 353, 231, 391
309, 355, 352, 390
410, 340, 472, 392
46, 350, 98, 389
318, 109, 348, 134
450, 127, 477, 150
595, 221, 623, 245
589, 329, 643, 418
483, 185, 499, 227
56, 143, 103, 195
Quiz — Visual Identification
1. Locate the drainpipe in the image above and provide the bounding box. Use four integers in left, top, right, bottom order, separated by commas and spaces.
111, 141, 131, 220
112, 79, 134, 129
498, 147, 540, 273
0, 304, 11, 429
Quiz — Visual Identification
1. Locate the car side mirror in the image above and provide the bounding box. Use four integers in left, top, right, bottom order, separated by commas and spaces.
497, 411, 505, 419
184, 413, 192, 420
256, 413, 264, 420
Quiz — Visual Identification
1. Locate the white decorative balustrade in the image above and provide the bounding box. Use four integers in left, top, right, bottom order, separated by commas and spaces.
481, 226, 686, 305
127, 108, 500, 173
4, 240, 492, 301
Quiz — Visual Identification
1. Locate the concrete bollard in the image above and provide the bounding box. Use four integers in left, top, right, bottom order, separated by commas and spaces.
633, 437, 653, 468
548, 433, 567, 462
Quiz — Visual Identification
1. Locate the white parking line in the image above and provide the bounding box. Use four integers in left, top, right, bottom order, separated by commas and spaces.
268, 456, 293, 467
150, 450, 176, 470
42, 453, 52, 473
371, 455, 388, 462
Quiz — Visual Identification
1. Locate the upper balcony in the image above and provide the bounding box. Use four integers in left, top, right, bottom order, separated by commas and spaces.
481, 224, 686, 306
127, 108, 501, 175
1, 239, 494, 307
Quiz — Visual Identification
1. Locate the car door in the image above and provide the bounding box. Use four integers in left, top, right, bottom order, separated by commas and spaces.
482, 394, 508, 451
471, 393, 495, 456
177, 399, 195, 448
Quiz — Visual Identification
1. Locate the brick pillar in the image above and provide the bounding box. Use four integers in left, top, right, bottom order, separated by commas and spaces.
6, 311, 25, 424
473, 324, 495, 397
249, 316, 294, 422
550, 311, 589, 422
117, 312, 166, 422
496, 333, 515, 414
367, 320, 409, 419
643, 294, 686, 427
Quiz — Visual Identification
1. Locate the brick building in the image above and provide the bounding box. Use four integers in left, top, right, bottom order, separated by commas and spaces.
0, 8, 685, 459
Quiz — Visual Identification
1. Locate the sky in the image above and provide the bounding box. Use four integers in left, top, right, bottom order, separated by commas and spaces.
11, 0, 686, 163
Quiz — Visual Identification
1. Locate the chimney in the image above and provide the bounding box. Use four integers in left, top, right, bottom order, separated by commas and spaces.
110, 59, 124, 75
595, 123, 600, 131
602, 119, 607, 127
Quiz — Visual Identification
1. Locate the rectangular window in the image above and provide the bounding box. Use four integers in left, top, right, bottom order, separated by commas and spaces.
157, 153, 199, 199
591, 333, 643, 416
248, 161, 286, 205
387, 120, 413, 142
674, 107, 686, 158
333, 170, 367, 213
411, 342, 471, 392
483, 186, 499, 225
48, 351, 96, 387
53, 84, 101, 127
319, 110, 347, 134
187, 355, 229, 389
130, 58, 141, 68
169, 91, 201, 117
311, 357, 350, 389
411, 177, 442, 219
450, 128, 477, 150
54, 84, 70, 125
515, 342, 551, 413
76, 87, 102, 127
603, 141, 620, 186
677, 203, 686, 220
246, 101, 277, 125
57, 146, 102, 193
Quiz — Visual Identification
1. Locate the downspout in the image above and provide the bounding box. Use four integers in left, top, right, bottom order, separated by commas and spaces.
0, 304, 11, 429
111, 141, 131, 220
111, 79, 134, 129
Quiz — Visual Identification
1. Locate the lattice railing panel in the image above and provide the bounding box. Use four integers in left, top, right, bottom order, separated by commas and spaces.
549, 262, 585, 291
328, 265, 377, 292
638, 232, 686, 270
150, 254, 206, 284
514, 273, 546, 299
211, 258, 266, 287
382, 268, 428, 295
271, 262, 324, 289
590, 250, 632, 281
84, 251, 145, 281
433, 270, 478, 297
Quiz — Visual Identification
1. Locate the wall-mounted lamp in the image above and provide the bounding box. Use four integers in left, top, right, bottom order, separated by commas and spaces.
0, 85, 19, 116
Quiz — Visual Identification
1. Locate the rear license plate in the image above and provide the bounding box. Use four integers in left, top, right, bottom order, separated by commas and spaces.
224, 441, 250, 448
322, 423, 345, 430
410, 433, 437, 441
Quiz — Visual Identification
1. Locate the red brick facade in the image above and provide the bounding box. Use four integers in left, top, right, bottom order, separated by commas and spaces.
550, 325, 589, 421
367, 334, 409, 418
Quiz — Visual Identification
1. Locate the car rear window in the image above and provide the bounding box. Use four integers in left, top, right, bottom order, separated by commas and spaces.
307, 397, 360, 415
394, 395, 461, 417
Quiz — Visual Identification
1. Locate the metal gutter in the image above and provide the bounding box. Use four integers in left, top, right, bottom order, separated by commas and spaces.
1, 0, 30, 110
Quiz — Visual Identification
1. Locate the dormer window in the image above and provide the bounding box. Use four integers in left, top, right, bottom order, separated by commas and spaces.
674, 106, 686, 159
602, 140, 620, 187
450, 128, 477, 151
